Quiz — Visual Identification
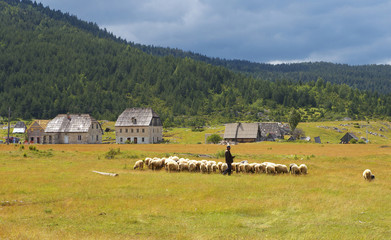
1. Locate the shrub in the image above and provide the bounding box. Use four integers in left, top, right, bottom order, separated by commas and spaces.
215, 150, 225, 159
350, 138, 357, 144
105, 148, 121, 159
207, 134, 223, 144
29, 145, 37, 151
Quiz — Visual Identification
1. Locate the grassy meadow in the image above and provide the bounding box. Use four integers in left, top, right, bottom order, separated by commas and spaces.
1, 143, 391, 239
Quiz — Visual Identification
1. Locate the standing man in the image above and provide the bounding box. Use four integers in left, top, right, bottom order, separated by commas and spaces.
223, 145, 235, 175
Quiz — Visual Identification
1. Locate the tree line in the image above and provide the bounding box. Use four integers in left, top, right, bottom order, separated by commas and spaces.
1, 0, 391, 126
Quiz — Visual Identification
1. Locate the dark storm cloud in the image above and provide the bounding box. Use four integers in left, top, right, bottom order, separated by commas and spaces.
38, 0, 391, 64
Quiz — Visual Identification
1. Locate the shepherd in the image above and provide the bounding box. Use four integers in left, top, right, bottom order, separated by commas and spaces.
223, 145, 235, 175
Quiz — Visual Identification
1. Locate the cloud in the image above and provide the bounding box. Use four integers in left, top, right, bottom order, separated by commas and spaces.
37, 0, 391, 64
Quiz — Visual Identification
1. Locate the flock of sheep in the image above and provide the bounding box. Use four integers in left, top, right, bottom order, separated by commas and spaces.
133, 156, 308, 175
133, 156, 376, 181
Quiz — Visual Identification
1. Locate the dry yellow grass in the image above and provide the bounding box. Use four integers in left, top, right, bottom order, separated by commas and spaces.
1, 143, 391, 239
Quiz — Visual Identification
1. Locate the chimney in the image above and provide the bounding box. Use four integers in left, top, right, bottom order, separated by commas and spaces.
67, 112, 71, 120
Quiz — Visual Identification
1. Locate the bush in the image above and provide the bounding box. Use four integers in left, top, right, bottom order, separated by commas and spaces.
29, 145, 37, 151
350, 138, 357, 144
215, 150, 225, 159
105, 148, 121, 159
207, 134, 223, 144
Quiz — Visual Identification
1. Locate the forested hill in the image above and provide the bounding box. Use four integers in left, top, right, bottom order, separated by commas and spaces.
1, 0, 391, 125
133, 45, 391, 95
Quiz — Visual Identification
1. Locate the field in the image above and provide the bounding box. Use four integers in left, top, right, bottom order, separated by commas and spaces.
1, 143, 391, 239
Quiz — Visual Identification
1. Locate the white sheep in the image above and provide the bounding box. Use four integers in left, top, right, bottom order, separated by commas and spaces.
133, 160, 144, 170
167, 161, 179, 172
212, 164, 218, 172
200, 163, 208, 173
290, 163, 301, 175
150, 159, 164, 170
179, 162, 189, 172
217, 162, 223, 172
363, 169, 375, 181
275, 164, 288, 174
221, 163, 228, 173
189, 162, 197, 172
266, 164, 276, 174
299, 164, 308, 175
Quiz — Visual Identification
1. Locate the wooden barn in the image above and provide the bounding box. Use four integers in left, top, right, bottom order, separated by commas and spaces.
27, 120, 50, 144
224, 123, 261, 143
45, 114, 102, 144
115, 108, 163, 144
340, 132, 359, 144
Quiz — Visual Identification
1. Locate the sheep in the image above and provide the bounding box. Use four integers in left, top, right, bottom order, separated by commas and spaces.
212, 164, 218, 172
221, 163, 228, 173
179, 162, 189, 172
200, 163, 208, 174
363, 169, 375, 181
144, 157, 152, 166
290, 164, 301, 175
266, 164, 276, 174
249, 163, 257, 173
150, 159, 164, 170
167, 161, 179, 172
258, 163, 267, 173
217, 162, 223, 172
244, 163, 253, 173
239, 163, 246, 173
195, 161, 202, 172
133, 160, 144, 170
207, 163, 213, 174
275, 164, 288, 174
189, 162, 197, 172
299, 164, 308, 175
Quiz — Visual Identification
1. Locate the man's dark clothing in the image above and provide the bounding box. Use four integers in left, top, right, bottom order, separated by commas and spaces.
223, 149, 234, 175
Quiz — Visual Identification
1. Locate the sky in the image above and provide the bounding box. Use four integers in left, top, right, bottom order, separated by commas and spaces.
36, 0, 391, 65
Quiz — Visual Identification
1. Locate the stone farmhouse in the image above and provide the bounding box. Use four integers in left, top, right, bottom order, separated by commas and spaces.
115, 108, 163, 144
44, 114, 102, 144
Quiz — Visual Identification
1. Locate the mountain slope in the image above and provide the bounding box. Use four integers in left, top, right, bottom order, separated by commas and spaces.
1, 0, 391, 125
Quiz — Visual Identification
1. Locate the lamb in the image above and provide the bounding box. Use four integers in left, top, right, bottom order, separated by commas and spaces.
133, 160, 144, 170
266, 164, 276, 174
363, 169, 375, 181
299, 164, 308, 175
275, 164, 288, 174
290, 163, 301, 175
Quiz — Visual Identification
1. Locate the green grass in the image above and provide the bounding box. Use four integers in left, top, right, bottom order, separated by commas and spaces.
1, 144, 391, 239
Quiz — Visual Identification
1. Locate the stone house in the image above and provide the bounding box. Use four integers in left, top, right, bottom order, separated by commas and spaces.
44, 114, 102, 144
27, 120, 50, 144
115, 108, 163, 144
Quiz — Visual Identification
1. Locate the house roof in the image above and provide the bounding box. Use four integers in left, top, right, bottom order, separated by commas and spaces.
341, 132, 359, 141
14, 121, 26, 128
45, 114, 97, 133
115, 108, 162, 127
259, 122, 283, 137
224, 123, 260, 139
28, 120, 50, 130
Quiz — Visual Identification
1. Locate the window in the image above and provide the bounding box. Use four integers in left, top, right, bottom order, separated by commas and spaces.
131, 129, 133, 133
132, 117, 137, 124
96, 124, 99, 129
142, 137, 144, 142
120, 129, 122, 133
120, 137, 123, 143
137, 129, 139, 133
78, 135, 82, 141
126, 129, 128, 133
92, 124, 94, 129
96, 135, 99, 141
142, 129, 145, 133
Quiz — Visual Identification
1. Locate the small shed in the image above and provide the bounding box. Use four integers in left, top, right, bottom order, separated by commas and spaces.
12, 121, 27, 134
224, 123, 261, 143
340, 132, 358, 144
314, 136, 321, 144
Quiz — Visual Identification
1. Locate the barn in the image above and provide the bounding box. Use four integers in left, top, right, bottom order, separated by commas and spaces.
224, 123, 261, 143
340, 132, 359, 144
115, 108, 163, 144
